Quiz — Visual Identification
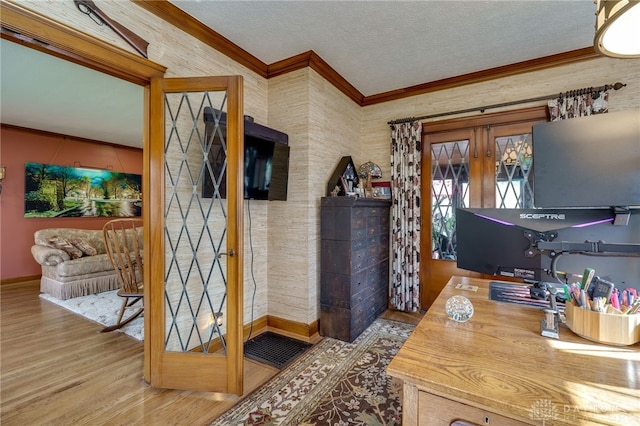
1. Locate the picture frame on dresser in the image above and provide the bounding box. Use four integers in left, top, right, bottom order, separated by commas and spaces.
326, 156, 359, 196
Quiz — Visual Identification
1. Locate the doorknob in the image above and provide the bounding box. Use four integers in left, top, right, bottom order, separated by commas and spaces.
217, 249, 235, 258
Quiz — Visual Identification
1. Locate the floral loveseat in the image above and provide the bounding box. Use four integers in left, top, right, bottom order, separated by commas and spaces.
31, 227, 142, 300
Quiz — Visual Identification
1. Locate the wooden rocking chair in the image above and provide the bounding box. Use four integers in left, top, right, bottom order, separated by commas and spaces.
101, 218, 144, 333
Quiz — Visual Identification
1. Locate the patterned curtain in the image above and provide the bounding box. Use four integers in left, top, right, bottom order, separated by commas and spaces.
390, 121, 422, 312
548, 88, 609, 121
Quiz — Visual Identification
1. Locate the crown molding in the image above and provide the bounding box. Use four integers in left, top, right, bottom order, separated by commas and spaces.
1, 123, 143, 151
134, 0, 268, 78
138, 1, 600, 107
362, 47, 600, 106
268, 51, 364, 104
10, 0, 598, 107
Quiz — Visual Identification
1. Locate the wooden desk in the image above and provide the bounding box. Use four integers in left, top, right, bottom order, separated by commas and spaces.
387, 276, 640, 425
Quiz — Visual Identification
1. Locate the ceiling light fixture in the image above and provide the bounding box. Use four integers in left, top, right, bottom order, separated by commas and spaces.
594, 0, 640, 58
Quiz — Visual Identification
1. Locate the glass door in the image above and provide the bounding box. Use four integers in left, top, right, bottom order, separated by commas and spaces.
487, 124, 536, 209
421, 108, 547, 309
423, 128, 480, 308
147, 76, 244, 394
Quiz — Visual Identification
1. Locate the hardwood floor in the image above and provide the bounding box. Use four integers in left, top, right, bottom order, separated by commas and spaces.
1, 280, 422, 425
0, 280, 278, 425
380, 308, 424, 326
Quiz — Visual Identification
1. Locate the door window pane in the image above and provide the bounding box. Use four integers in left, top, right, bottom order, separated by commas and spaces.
495, 134, 534, 208
431, 140, 469, 260
164, 90, 229, 353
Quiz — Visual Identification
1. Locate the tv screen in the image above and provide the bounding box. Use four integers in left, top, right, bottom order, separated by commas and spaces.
243, 136, 290, 201
267, 143, 290, 201
532, 109, 640, 208
456, 207, 640, 287
201, 108, 290, 201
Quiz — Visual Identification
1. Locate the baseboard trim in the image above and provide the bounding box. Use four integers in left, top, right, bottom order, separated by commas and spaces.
200, 315, 318, 353
1, 275, 40, 285
266, 315, 320, 344
245, 315, 268, 339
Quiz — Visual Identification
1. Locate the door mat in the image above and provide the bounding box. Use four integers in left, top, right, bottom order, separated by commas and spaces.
489, 281, 565, 310
244, 332, 313, 369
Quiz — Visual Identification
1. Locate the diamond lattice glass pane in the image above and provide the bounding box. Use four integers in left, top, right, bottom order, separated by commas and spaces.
431, 140, 469, 260
164, 90, 229, 353
495, 134, 534, 208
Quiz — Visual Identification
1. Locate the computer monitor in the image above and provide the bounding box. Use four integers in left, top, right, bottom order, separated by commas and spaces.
532, 108, 640, 208
456, 208, 640, 287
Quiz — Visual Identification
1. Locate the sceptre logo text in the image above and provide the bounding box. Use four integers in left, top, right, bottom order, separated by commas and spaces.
520, 213, 566, 220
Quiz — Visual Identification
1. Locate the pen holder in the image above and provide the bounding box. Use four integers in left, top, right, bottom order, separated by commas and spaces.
564, 303, 640, 346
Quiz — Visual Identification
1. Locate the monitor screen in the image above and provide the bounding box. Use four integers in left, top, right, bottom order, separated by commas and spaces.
532, 109, 640, 208
456, 208, 544, 281
456, 207, 640, 287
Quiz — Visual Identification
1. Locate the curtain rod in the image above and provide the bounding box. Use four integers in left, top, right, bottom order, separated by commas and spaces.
387, 82, 626, 126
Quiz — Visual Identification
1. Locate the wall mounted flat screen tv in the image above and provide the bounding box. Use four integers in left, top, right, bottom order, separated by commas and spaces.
243, 136, 290, 200
201, 107, 290, 201
532, 108, 640, 208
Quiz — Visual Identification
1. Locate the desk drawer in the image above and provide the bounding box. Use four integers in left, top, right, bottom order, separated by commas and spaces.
418, 392, 529, 426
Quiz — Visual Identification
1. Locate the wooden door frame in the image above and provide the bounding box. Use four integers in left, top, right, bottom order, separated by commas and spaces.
1, 2, 165, 381
0, 2, 166, 84
421, 128, 479, 309
420, 106, 549, 310
149, 76, 245, 394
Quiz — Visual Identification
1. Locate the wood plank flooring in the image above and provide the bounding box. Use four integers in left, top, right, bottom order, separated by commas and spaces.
1, 280, 422, 425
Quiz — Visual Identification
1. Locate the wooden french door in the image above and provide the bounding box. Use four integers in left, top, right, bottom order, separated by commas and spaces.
421, 107, 548, 309
1, 0, 245, 396
147, 76, 244, 394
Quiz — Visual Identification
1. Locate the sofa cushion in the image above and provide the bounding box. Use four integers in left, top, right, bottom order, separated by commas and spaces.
71, 237, 98, 256
34, 228, 107, 255
46, 236, 83, 259
52, 254, 115, 277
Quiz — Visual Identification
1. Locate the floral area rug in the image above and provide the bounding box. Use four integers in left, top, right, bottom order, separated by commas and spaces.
211, 318, 415, 426
39, 290, 143, 341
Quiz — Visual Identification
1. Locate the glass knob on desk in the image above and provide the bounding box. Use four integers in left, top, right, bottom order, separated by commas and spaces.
445, 295, 474, 323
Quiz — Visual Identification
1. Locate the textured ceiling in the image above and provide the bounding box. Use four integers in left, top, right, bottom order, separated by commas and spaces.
171, 1, 596, 96
1, 1, 599, 148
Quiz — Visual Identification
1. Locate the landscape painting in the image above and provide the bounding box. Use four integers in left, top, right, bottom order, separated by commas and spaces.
24, 162, 142, 218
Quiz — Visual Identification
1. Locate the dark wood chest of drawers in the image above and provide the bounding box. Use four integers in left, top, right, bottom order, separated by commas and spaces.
320, 196, 391, 342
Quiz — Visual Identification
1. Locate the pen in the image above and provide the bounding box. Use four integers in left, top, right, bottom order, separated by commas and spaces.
574, 293, 581, 306
610, 290, 620, 310
626, 299, 640, 315
581, 268, 595, 291
580, 289, 587, 309
618, 289, 623, 308
572, 283, 581, 298
572, 284, 581, 306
